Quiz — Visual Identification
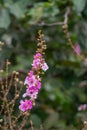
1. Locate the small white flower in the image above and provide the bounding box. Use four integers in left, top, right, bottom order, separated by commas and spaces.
42, 63, 49, 71
22, 93, 27, 98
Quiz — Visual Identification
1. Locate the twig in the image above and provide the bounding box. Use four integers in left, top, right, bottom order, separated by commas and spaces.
62, 7, 84, 59
30, 120, 34, 130
32, 21, 64, 27
30, 7, 70, 27
1, 69, 27, 83
64, 7, 70, 24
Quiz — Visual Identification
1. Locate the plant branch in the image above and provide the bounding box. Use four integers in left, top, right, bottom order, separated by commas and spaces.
30, 7, 70, 27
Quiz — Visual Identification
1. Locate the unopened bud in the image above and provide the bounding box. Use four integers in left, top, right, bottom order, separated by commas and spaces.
7, 61, 11, 65
15, 78, 19, 82
19, 81, 23, 85
0, 70, 3, 73
0, 41, 4, 45
16, 94, 19, 98
16, 72, 19, 75
62, 24, 68, 29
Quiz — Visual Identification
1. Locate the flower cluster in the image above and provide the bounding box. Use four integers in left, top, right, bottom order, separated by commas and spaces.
78, 104, 87, 111
32, 53, 48, 71
19, 30, 48, 112
74, 43, 81, 55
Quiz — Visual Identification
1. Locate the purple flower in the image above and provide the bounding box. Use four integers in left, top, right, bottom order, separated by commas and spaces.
74, 43, 81, 55
26, 86, 38, 99
24, 75, 37, 87
32, 53, 48, 71
32, 58, 41, 69
34, 53, 42, 59
36, 81, 41, 89
19, 100, 33, 112
32, 53, 42, 69
19, 31, 49, 112
78, 104, 87, 111
29, 70, 34, 76
23, 81, 41, 99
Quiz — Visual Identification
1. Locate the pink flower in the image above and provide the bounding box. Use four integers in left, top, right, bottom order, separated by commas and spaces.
78, 104, 87, 111
19, 31, 49, 112
23, 81, 41, 99
32, 59, 41, 69
74, 43, 81, 55
41, 63, 48, 71
26, 86, 38, 99
19, 100, 33, 112
29, 70, 34, 76
32, 53, 48, 71
24, 75, 37, 87
32, 53, 42, 70
27, 86, 38, 93
34, 53, 42, 59
36, 81, 41, 89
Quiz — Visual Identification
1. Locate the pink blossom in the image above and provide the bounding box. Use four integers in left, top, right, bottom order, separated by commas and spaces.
32, 59, 41, 69
41, 62, 48, 71
27, 86, 38, 93
74, 43, 81, 55
34, 53, 42, 59
19, 100, 32, 112
36, 81, 41, 89
78, 104, 87, 111
29, 70, 34, 76
19, 31, 49, 112
26, 86, 38, 99
32, 53, 42, 70
24, 75, 37, 87
32, 53, 48, 71
23, 81, 41, 99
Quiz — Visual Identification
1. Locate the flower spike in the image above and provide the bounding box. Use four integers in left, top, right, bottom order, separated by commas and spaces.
19, 30, 48, 112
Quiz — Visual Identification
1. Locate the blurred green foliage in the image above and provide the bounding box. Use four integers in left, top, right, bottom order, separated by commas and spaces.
1, 0, 87, 129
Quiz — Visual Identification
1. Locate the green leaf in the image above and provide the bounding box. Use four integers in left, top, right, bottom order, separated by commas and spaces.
30, 114, 42, 128
43, 3, 59, 17
28, 2, 59, 24
5, 0, 29, 18
29, 5, 43, 24
16, 0, 29, 9
4, 0, 13, 7
0, 8, 10, 29
73, 0, 86, 12
10, 3, 25, 18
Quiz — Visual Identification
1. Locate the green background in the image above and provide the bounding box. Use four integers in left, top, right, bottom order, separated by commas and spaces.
1, 0, 87, 129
